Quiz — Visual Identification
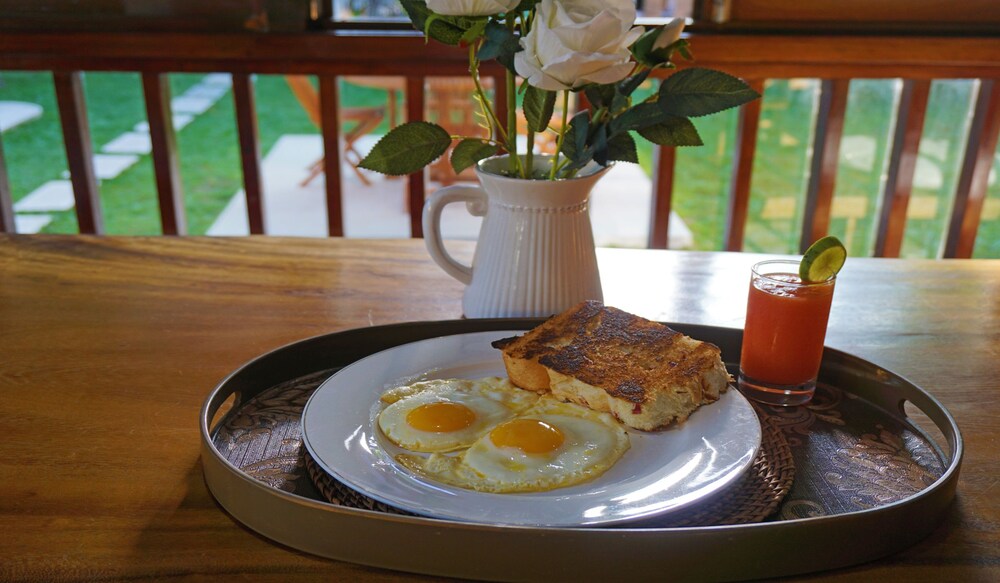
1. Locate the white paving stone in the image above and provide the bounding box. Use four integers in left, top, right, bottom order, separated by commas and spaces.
93, 154, 139, 179
208, 134, 694, 249
201, 73, 233, 87
14, 180, 75, 212
102, 131, 152, 155
182, 84, 230, 101
171, 95, 216, 115
14, 214, 53, 234
133, 113, 195, 133
0, 101, 43, 132
60, 154, 139, 180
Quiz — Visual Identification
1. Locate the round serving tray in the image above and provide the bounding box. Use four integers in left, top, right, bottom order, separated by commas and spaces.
200, 319, 963, 582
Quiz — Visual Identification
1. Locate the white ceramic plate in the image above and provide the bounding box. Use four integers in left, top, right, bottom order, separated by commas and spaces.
301, 331, 761, 528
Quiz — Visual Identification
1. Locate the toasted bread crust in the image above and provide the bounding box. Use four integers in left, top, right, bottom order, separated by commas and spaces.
492, 301, 730, 430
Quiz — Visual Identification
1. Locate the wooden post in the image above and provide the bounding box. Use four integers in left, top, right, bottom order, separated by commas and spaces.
944, 79, 1000, 258
874, 80, 931, 258
724, 79, 765, 251
142, 72, 186, 235
0, 135, 14, 233
319, 74, 345, 237
232, 73, 265, 235
53, 71, 103, 234
800, 78, 850, 252
406, 75, 426, 238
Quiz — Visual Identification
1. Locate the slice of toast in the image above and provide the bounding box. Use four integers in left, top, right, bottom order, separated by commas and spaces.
491, 301, 730, 431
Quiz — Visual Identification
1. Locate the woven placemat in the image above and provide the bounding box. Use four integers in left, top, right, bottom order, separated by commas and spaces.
304, 409, 794, 527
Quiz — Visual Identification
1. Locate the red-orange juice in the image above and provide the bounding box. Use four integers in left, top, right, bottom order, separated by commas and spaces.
739, 260, 835, 405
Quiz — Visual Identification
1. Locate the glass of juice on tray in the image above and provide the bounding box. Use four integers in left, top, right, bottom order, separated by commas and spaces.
738, 236, 847, 406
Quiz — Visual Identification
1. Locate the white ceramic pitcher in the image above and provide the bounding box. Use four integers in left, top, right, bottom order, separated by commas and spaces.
423, 155, 610, 318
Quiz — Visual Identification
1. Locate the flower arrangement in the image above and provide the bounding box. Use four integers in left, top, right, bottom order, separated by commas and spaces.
359, 0, 760, 180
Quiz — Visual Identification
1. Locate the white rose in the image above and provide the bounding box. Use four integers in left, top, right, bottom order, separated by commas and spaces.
514, 0, 643, 91
426, 0, 520, 17
652, 17, 685, 51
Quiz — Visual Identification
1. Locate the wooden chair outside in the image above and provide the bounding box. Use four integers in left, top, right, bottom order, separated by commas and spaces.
425, 77, 492, 186
284, 75, 384, 186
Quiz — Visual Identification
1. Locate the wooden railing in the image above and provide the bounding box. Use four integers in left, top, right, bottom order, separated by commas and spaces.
1, 30, 999, 257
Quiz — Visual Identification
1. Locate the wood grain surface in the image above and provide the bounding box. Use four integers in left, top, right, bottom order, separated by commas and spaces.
1, 235, 998, 582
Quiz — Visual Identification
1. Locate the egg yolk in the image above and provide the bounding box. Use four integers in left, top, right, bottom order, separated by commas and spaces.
489, 418, 564, 454
406, 402, 476, 432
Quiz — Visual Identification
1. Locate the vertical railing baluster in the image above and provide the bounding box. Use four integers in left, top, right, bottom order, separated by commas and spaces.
649, 145, 676, 249
53, 71, 103, 234
141, 72, 186, 235
724, 79, 765, 252
406, 75, 426, 238
801, 78, 850, 252
232, 73, 265, 235
944, 79, 1000, 259
0, 135, 14, 233
875, 79, 931, 258
318, 74, 345, 237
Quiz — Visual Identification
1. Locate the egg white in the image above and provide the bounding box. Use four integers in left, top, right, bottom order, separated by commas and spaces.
396, 397, 630, 493
377, 377, 538, 453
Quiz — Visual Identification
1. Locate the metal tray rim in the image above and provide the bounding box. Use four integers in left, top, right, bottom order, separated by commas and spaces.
200, 318, 964, 581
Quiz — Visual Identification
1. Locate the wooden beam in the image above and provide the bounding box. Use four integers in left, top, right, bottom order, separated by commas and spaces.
318, 74, 344, 237
2, 32, 1000, 80
141, 72, 186, 235
724, 79, 765, 252
874, 79, 931, 258
53, 71, 103, 234
406, 75, 426, 238
0, 135, 14, 233
649, 145, 677, 249
232, 73, 265, 235
944, 79, 1000, 258
800, 78, 850, 252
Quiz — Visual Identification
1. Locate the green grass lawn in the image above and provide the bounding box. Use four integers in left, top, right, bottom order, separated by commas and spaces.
1, 71, 998, 257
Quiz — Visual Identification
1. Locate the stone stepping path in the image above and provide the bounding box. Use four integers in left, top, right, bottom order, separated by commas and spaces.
11, 74, 232, 233
0, 101, 43, 132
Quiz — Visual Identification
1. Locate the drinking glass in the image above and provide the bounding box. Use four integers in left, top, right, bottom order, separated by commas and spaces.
738, 259, 836, 406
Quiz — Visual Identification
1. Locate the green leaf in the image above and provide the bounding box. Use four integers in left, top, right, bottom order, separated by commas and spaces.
399, 0, 485, 46
676, 39, 693, 61
451, 139, 498, 174
559, 111, 593, 172
609, 101, 669, 134
607, 132, 639, 163
523, 85, 556, 133
592, 124, 609, 166
659, 68, 760, 117
584, 84, 615, 109
629, 27, 663, 69
617, 70, 651, 99
478, 21, 521, 72
460, 18, 489, 45
358, 122, 451, 176
637, 116, 703, 147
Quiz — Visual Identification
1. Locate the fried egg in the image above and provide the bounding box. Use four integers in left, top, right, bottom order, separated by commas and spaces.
396, 397, 630, 492
377, 377, 538, 453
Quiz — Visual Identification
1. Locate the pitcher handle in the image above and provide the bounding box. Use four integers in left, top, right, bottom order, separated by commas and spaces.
422, 184, 488, 285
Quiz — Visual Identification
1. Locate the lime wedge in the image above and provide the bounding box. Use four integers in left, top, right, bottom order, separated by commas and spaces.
799, 236, 847, 282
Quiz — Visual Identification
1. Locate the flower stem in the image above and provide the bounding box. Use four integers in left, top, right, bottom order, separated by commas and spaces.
526, 127, 534, 178
549, 90, 570, 180
505, 17, 520, 177
469, 42, 505, 145
506, 69, 521, 176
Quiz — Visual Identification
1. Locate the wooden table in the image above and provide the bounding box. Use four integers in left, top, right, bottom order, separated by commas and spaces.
1, 235, 997, 581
